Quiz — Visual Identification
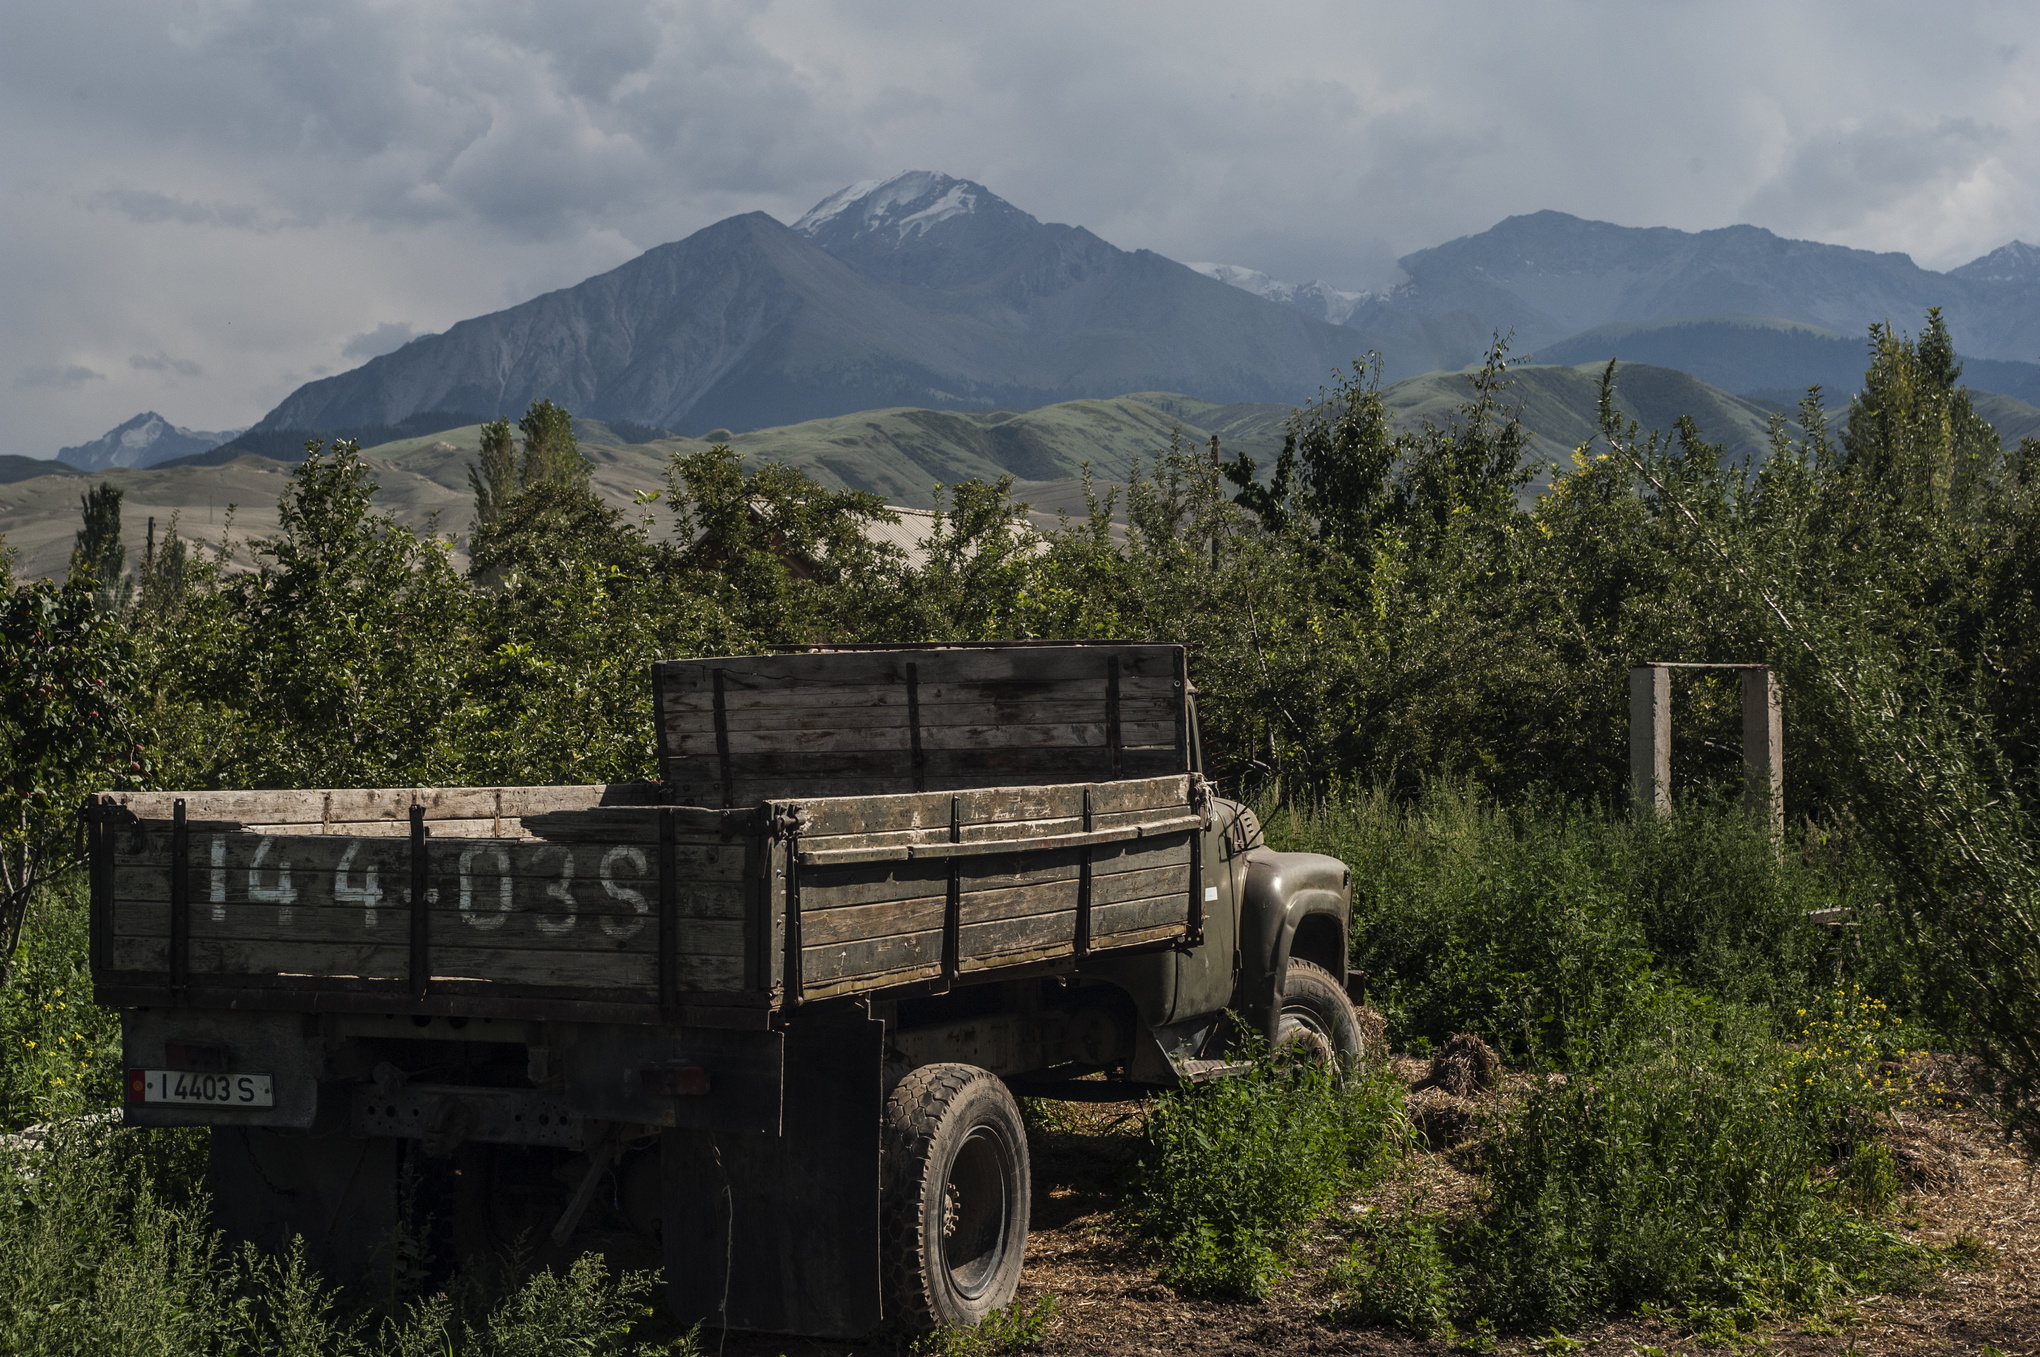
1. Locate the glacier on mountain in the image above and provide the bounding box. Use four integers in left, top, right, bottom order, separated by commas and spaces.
794, 170, 987, 243
1187, 262, 1373, 326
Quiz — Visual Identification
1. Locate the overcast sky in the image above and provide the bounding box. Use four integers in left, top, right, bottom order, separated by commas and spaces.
4, 0, 2037, 459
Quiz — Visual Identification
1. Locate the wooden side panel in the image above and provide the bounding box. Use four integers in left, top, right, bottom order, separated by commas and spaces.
653, 647, 1188, 804
783, 774, 1200, 1002
104, 816, 751, 996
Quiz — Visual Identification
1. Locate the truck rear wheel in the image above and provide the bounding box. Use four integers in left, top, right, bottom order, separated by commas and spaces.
881, 1063, 1030, 1330
1277, 959, 1365, 1073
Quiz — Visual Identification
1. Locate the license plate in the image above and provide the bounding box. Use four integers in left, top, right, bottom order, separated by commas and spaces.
128, 1069, 275, 1108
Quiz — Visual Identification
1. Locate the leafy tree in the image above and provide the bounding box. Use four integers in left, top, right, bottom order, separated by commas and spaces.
467, 418, 518, 528
179, 441, 469, 788
516, 397, 589, 494
665, 442, 898, 644
466, 400, 591, 535
69, 482, 127, 602
0, 551, 145, 984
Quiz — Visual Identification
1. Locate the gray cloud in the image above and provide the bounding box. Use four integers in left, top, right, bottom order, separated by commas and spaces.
86, 188, 271, 231
18, 364, 106, 390
1745, 118, 2011, 236
341, 323, 420, 360
129, 352, 204, 376
5, 0, 2040, 459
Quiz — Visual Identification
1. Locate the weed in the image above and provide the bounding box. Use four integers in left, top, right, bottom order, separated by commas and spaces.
1454, 995, 1935, 1331
1837, 1141, 1900, 1214
1125, 1050, 1404, 1299
1533, 1330, 1584, 1354
1325, 1211, 1455, 1335
0, 1113, 678, 1356
1452, 1317, 1499, 1353
912, 1295, 1058, 1356
1943, 1234, 2000, 1270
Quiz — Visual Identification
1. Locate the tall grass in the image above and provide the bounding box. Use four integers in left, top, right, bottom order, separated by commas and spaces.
1264, 786, 1911, 1060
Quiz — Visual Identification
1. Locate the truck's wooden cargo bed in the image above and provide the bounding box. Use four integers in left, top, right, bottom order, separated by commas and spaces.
91, 646, 1205, 1025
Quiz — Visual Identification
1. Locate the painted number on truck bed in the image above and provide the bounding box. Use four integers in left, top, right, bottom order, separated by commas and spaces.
128, 1069, 275, 1107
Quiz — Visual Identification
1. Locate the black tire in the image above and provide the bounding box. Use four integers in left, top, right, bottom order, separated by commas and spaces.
1276, 959, 1365, 1074
881, 1063, 1031, 1330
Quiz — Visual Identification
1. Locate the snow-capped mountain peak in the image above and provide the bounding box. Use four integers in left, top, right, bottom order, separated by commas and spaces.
1188, 262, 1373, 327
794, 171, 999, 243
57, 411, 243, 471
791, 171, 1048, 287
1950, 240, 2040, 285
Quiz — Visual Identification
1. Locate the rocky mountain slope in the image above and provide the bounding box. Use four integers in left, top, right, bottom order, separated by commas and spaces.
238, 174, 1361, 442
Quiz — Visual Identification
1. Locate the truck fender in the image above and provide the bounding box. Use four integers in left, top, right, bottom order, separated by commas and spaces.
1231, 848, 1351, 1046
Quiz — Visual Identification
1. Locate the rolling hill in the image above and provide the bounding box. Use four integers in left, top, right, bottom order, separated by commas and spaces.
20, 361, 2031, 582
1531, 315, 2040, 408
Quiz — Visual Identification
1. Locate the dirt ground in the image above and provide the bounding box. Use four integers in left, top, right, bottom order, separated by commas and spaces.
717, 1063, 2040, 1357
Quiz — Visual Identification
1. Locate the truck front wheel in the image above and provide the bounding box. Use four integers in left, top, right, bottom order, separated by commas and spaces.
1276, 959, 1365, 1073
881, 1063, 1031, 1330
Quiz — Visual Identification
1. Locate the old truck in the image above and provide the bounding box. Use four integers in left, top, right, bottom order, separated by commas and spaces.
87, 642, 1361, 1339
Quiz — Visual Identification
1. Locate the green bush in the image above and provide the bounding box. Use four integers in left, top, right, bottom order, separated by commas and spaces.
1326, 1211, 1456, 1336
1125, 1053, 1406, 1299
0, 1115, 683, 1357
1453, 995, 1930, 1331
0, 884, 120, 1129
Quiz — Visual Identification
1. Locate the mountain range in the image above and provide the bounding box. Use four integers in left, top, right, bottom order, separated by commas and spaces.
36, 172, 2040, 485
1198, 210, 2040, 393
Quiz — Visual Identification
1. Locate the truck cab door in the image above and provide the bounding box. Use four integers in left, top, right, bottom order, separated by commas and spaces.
1165, 799, 1248, 1023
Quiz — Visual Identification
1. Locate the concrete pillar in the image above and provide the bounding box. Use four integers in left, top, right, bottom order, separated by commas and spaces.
1629, 665, 1671, 816
1741, 667, 1783, 833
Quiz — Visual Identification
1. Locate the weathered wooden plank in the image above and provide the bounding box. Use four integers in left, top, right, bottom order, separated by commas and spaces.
796, 815, 1197, 866
799, 895, 949, 950
795, 860, 954, 911
111, 884, 743, 939
113, 901, 747, 956
795, 837, 1187, 911
790, 775, 1189, 837
712, 747, 1175, 780
956, 911, 1077, 963
1090, 894, 1189, 939
662, 766, 1191, 805
663, 696, 1182, 732
800, 930, 943, 987
958, 879, 1079, 927
110, 833, 746, 885
97, 783, 663, 826
655, 646, 1183, 694
1086, 922, 1184, 952
664, 720, 1182, 758
520, 807, 748, 842
113, 935, 745, 991
956, 862, 1188, 929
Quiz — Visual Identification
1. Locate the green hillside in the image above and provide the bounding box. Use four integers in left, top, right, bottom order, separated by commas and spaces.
9, 374, 2036, 581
